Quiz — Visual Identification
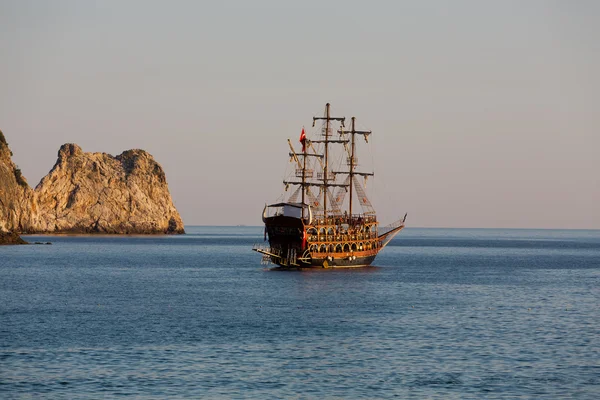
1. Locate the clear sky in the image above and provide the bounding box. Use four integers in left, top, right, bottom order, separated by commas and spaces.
1, 0, 598, 228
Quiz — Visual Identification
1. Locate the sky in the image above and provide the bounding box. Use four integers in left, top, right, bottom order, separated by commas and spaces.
1, 0, 598, 228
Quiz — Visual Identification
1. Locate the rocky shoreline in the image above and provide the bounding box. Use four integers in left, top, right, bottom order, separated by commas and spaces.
0, 231, 28, 245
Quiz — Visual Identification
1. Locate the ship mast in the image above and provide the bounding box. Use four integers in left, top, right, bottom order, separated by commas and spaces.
349, 117, 355, 217
283, 104, 348, 218
301, 133, 307, 219
313, 103, 345, 218
338, 117, 372, 217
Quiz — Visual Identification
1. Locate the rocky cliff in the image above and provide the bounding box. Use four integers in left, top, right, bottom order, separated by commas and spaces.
0, 130, 184, 236
0, 130, 34, 237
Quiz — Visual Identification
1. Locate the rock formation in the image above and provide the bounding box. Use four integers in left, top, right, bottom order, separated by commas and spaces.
0, 130, 184, 236
0, 130, 34, 241
0, 230, 28, 245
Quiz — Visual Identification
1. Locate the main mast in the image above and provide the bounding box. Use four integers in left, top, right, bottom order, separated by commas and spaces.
284, 104, 347, 218
324, 105, 329, 217
349, 117, 355, 217
301, 132, 307, 219
313, 103, 344, 218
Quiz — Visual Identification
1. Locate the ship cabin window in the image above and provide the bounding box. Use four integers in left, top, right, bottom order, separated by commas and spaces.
335, 244, 342, 253
283, 205, 302, 218
319, 244, 327, 253
351, 243, 357, 251
343, 244, 350, 252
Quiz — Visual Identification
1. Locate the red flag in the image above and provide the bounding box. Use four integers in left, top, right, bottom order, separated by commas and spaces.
299, 128, 306, 152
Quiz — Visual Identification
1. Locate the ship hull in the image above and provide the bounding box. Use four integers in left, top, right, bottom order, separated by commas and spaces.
257, 215, 382, 269
306, 254, 377, 268
269, 254, 378, 269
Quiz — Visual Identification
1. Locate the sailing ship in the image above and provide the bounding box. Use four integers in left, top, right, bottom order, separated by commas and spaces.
253, 103, 406, 268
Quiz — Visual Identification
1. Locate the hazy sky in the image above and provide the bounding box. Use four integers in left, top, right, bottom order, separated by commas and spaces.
1, 0, 598, 228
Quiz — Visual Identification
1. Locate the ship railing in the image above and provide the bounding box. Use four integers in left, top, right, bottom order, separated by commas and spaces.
378, 218, 406, 237
317, 172, 335, 180
253, 244, 277, 265
296, 168, 314, 178
308, 233, 374, 243
312, 214, 377, 226
253, 243, 268, 251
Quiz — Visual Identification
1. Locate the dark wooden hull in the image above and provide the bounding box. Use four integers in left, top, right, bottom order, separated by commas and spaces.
261, 215, 381, 269
269, 253, 377, 269
304, 254, 377, 268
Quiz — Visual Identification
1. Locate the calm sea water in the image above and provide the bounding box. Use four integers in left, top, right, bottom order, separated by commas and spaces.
1, 227, 599, 399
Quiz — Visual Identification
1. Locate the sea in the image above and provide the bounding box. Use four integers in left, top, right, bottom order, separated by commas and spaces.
1, 226, 599, 399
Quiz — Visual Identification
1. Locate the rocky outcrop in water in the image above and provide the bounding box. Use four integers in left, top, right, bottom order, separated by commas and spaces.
31, 143, 185, 234
0, 230, 28, 245
0, 130, 184, 236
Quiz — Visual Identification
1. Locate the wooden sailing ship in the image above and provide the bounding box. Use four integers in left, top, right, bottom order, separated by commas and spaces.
253, 103, 406, 268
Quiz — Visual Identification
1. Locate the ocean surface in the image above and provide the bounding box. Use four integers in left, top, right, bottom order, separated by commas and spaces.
1, 226, 599, 399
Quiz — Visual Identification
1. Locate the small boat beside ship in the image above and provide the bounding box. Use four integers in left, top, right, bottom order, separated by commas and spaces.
253, 103, 406, 268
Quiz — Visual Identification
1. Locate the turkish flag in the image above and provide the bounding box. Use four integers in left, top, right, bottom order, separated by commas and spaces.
299, 128, 306, 152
